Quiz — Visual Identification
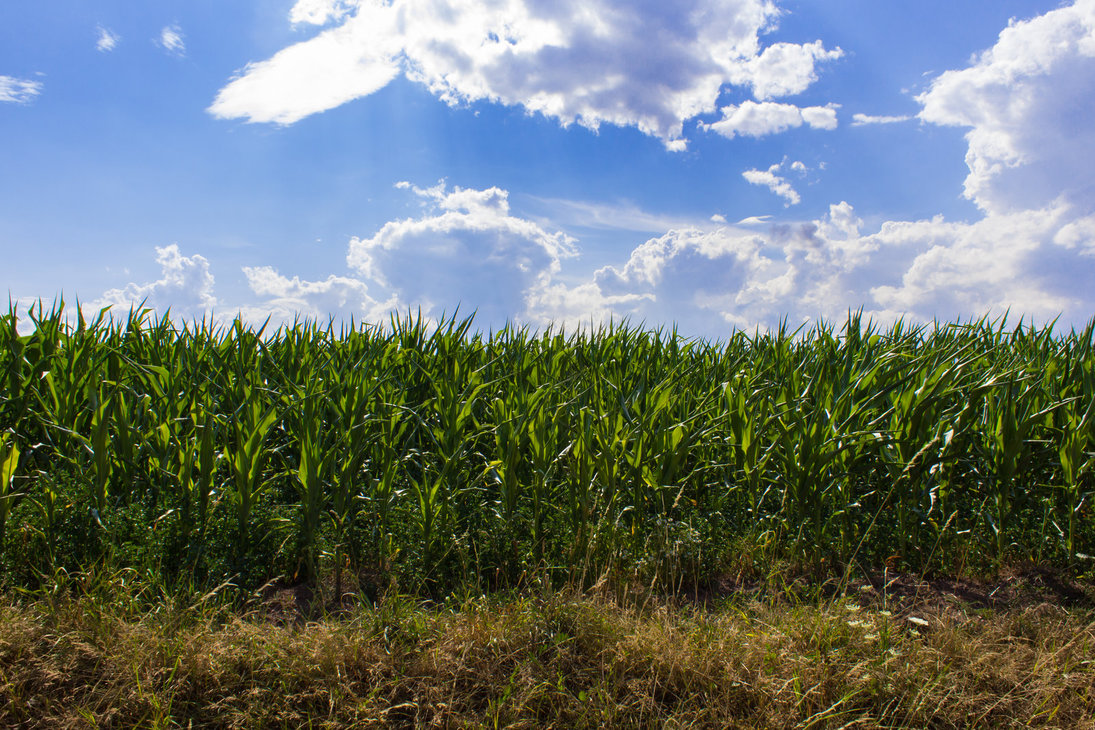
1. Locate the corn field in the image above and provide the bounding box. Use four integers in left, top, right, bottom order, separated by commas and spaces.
1, 302, 1093, 593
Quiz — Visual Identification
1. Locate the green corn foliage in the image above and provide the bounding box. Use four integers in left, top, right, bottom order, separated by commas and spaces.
0, 302, 1093, 593
190, 398, 221, 551
323, 331, 384, 590
363, 383, 410, 570
564, 406, 597, 565
223, 323, 280, 559
287, 378, 336, 582
0, 431, 20, 554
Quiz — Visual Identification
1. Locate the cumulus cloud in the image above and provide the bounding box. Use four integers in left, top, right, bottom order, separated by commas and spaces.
210, 0, 841, 147
159, 25, 185, 56
531, 201, 1095, 334
868, 204, 1092, 318
94, 245, 216, 319
702, 101, 839, 139
851, 113, 911, 126
345, 181, 576, 323
238, 185, 1095, 337
96, 26, 119, 52
0, 75, 42, 104
549, 0, 1095, 333
570, 203, 875, 332
918, 0, 1095, 215
727, 40, 844, 99
239, 266, 390, 325
240, 181, 577, 328
742, 159, 805, 206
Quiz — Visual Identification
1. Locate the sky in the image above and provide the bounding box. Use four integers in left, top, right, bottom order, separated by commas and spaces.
2, 0, 1094, 337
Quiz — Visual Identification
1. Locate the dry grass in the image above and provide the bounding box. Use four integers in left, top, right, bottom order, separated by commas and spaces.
2, 582, 1094, 729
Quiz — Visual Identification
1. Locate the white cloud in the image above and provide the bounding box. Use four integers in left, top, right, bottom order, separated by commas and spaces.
536, 200, 1095, 334
0, 75, 42, 104
742, 159, 803, 206
525, 281, 647, 332
96, 26, 119, 52
524, 0, 1095, 334
239, 266, 390, 325
237, 181, 585, 329
702, 101, 839, 139
1055, 215, 1095, 255
94, 245, 216, 319
209, 5, 401, 125
237, 185, 1095, 337
344, 181, 576, 324
868, 204, 1091, 318
742, 168, 798, 206
210, 0, 841, 147
851, 113, 911, 126
918, 0, 1095, 215
577, 202, 876, 331
727, 40, 844, 100
290, 0, 356, 26
800, 105, 840, 130
159, 25, 186, 56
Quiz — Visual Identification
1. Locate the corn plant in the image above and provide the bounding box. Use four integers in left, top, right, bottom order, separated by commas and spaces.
285, 377, 336, 582
323, 335, 384, 592
0, 431, 20, 555
978, 373, 1064, 561
222, 322, 280, 559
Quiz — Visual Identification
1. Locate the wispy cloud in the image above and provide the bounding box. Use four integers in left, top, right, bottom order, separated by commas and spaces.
0, 75, 42, 104
851, 113, 912, 126
159, 25, 186, 56
96, 25, 119, 52
742, 159, 806, 206
523, 196, 719, 234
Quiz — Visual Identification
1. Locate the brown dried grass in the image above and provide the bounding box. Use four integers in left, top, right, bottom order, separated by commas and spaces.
1, 586, 1093, 728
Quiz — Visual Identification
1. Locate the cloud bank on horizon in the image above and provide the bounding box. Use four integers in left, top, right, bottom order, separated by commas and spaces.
6, 0, 1095, 336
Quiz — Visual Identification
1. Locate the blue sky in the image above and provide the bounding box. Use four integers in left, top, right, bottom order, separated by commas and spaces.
3, 0, 1093, 336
